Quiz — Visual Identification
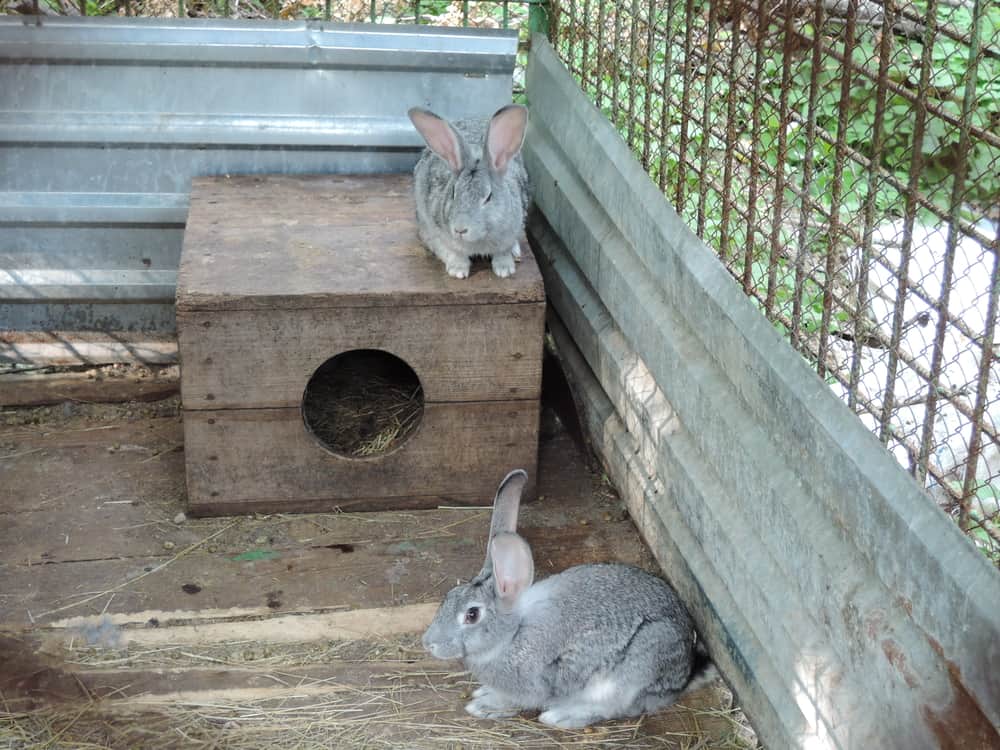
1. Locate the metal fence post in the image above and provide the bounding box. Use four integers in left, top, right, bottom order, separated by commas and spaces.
528, 0, 550, 38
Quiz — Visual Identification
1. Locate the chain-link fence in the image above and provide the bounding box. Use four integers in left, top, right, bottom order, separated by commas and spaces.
553, 0, 1000, 564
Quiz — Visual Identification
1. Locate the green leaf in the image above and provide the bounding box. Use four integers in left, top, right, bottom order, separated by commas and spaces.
231, 549, 280, 562
975, 484, 999, 501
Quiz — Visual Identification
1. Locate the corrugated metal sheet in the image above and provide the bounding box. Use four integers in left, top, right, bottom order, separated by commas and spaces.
0, 17, 517, 338
524, 35, 1000, 750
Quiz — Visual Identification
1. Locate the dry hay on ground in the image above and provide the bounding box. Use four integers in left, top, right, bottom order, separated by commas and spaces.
0, 634, 758, 749
301, 352, 423, 458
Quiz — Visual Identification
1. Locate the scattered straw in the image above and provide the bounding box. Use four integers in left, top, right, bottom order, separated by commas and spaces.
4, 634, 758, 750
0, 691, 756, 750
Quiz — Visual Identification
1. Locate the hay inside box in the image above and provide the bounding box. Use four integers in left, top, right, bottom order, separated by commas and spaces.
176, 174, 545, 516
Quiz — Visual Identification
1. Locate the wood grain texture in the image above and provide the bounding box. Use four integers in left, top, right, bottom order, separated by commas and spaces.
0, 413, 185, 516
1, 519, 627, 627
177, 301, 544, 409
176, 174, 545, 311
69, 604, 442, 647
0, 366, 179, 407
183, 401, 539, 515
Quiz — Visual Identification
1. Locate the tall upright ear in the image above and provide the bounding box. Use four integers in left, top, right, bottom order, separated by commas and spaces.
408, 107, 467, 174
490, 532, 534, 612
485, 104, 528, 175
488, 469, 527, 539
480, 469, 528, 577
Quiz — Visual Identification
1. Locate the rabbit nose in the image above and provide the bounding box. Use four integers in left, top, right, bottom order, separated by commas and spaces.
453, 226, 469, 237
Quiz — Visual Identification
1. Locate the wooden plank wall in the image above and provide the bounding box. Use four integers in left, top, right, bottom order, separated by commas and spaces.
523, 35, 1000, 750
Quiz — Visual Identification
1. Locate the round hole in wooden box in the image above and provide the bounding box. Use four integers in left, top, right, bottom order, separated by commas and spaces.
301, 349, 424, 459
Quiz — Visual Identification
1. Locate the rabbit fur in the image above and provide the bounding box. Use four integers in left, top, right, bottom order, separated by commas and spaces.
407, 105, 530, 279
422, 470, 714, 729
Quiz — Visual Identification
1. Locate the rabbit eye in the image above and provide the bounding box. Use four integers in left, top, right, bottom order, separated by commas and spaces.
482, 191, 493, 206
463, 607, 481, 625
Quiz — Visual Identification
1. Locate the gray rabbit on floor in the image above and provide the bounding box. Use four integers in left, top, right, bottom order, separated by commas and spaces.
407, 105, 530, 279
422, 469, 715, 729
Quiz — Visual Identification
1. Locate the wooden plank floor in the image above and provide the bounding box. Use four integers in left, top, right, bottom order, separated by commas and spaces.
0, 374, 756, 749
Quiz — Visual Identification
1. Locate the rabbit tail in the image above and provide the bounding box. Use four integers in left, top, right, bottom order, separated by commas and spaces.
684, 639, 718, 694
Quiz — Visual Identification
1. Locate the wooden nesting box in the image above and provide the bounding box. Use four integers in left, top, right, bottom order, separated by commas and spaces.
176, 174, 545, 516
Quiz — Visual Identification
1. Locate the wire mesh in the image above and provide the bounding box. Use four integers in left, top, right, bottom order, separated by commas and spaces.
555, 0, 1000, 564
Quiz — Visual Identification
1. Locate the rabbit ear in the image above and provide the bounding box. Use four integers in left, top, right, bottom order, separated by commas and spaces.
479, 469, 528, 576
488, 469, 527, 539
485, 104, 528, 175
408, 107, 467, 174
490, 532, 534, 612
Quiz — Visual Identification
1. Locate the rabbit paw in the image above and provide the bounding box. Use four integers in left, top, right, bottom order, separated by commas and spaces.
466, 698, 520, 719
465, 687, 520, 719
445, 258, 471, 279
538, 706, 602, 730
492, 253, 516, 278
